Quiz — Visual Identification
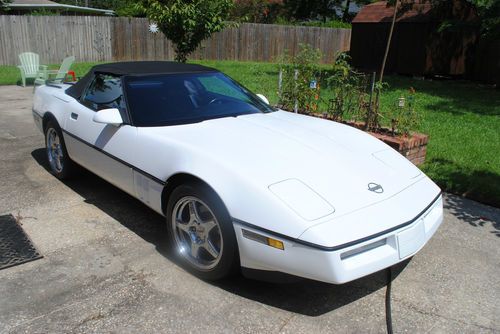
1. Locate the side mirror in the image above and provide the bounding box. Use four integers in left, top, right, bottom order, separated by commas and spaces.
256, 94, 270, 105
92, 108, 123, 126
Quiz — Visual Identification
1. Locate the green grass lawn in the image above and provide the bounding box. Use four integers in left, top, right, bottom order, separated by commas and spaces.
1, 60, 499, 207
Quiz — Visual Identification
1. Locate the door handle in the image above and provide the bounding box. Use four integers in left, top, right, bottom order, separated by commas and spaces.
70, 112, 79, 120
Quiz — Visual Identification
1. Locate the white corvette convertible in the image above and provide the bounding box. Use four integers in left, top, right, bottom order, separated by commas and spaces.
32, 61, 443, 284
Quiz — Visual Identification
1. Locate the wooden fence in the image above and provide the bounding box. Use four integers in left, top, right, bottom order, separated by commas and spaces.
0, 15, 351, 66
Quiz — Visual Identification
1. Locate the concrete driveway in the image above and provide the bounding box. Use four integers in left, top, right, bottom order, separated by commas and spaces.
0, 85, 498, 333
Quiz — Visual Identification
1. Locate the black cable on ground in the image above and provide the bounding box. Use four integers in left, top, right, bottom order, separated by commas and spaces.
385, 267, 394, 334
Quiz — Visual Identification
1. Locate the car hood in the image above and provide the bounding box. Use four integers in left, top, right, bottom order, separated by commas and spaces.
144, 110, 425, 221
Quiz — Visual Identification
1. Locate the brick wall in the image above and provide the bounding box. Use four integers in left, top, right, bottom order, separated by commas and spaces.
369, 132, 428, 166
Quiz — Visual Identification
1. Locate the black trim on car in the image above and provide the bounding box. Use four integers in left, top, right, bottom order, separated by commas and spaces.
61, 129, 166, 186
233, 191, 442, 252
45, 82, 63, 89
32, 109, 43, 119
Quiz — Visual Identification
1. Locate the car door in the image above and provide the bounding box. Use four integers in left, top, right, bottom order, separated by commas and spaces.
63, 73, 136, 196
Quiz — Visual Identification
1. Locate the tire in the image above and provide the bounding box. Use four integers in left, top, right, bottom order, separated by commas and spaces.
166, 182, 239, 280
44, 120, 77, 179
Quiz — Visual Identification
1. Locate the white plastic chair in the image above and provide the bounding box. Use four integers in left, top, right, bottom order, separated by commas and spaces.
34, 56, 76, 88
17, 52, 47, 87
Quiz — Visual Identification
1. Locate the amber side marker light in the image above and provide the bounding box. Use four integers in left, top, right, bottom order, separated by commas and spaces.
242, 229, 285, 250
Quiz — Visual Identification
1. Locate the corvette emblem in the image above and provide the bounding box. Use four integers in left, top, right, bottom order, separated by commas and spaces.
368, 183, 384, 194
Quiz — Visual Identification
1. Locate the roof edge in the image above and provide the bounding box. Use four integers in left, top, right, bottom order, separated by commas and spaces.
7, 3, 115, 16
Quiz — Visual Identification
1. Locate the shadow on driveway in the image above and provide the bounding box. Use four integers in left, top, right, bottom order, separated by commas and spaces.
444, 194, 500, 238
32, 148, 409, 317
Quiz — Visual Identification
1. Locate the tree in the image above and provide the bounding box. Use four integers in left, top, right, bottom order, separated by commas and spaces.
475, 0, 500, 40
0, 0, 12, 13
231, 0, 285, 24
138, 0, 234, 62
282, 0, 339, 22
393, 0, 500, 39
282, 0, 373, 23
341, 0, 371, 22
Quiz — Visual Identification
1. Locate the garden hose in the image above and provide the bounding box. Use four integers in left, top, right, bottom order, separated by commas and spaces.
385, 267, 394, 334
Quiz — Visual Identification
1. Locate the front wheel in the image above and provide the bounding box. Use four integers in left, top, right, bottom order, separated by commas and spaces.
166, 182, 239, 280
45, 121, 77, 179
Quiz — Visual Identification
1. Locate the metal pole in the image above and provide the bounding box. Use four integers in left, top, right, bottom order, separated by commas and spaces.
278, 68, 283, 99
368, 71, 375, 108
294, 69, 298, 113
366, 71, 376, 129
379, 0, 399, 84
373, 0, 399, 129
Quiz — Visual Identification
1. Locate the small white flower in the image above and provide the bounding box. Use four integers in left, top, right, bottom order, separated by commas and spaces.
149, 23, 159, 33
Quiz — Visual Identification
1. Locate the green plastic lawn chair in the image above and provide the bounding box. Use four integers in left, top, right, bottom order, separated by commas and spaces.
17, 52, 47, 87
34, 56, 75, 88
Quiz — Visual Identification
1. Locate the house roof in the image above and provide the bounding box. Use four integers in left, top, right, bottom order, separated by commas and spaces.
11, 0, 59, 4
353, 1, 432, 23
6, 0, 115, 16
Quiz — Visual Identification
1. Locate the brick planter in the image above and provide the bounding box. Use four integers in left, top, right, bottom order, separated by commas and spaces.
302, 112, 429, 166
364, 130, 428, 166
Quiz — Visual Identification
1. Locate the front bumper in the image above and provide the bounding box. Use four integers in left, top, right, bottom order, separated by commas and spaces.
234, 195, 443, 284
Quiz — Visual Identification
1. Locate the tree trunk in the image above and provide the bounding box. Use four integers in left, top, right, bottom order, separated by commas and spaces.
174, 45, 188, 63
321, 0, 328, 22
342, 0, 351, 21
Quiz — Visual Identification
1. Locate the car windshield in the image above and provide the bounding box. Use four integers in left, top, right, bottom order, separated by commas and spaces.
124, 72, 275, 126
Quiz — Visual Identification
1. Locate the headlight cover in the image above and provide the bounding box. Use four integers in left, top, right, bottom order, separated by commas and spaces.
269, 179, 335, 221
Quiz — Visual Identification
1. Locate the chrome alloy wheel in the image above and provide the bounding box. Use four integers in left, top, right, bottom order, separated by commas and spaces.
171, 196, 223, 271
46, 127, 64, 173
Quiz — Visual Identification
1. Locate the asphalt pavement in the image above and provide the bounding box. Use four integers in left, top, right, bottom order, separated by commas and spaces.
0, 85, 498, 333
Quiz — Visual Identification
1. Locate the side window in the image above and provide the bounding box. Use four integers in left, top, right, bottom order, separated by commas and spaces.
82, 74, 126, 112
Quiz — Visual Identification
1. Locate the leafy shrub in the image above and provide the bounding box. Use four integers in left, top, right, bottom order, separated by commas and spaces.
325, 52, 370, 122
29, 8, 59, 16
273, 18, 351, 29
300, 20, 352, 29
277, 48, 421, 137
277, 44, 322, 112
388, 87, 420, 136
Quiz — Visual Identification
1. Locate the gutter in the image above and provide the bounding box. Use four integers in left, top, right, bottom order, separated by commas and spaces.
6, 4, 115, 16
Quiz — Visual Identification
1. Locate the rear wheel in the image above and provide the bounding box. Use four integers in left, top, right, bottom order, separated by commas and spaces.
44, 120, 77, 179
166, 182, 239, 280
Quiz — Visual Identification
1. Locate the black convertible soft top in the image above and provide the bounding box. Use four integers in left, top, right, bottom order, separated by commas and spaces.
66, 61, 217, 99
